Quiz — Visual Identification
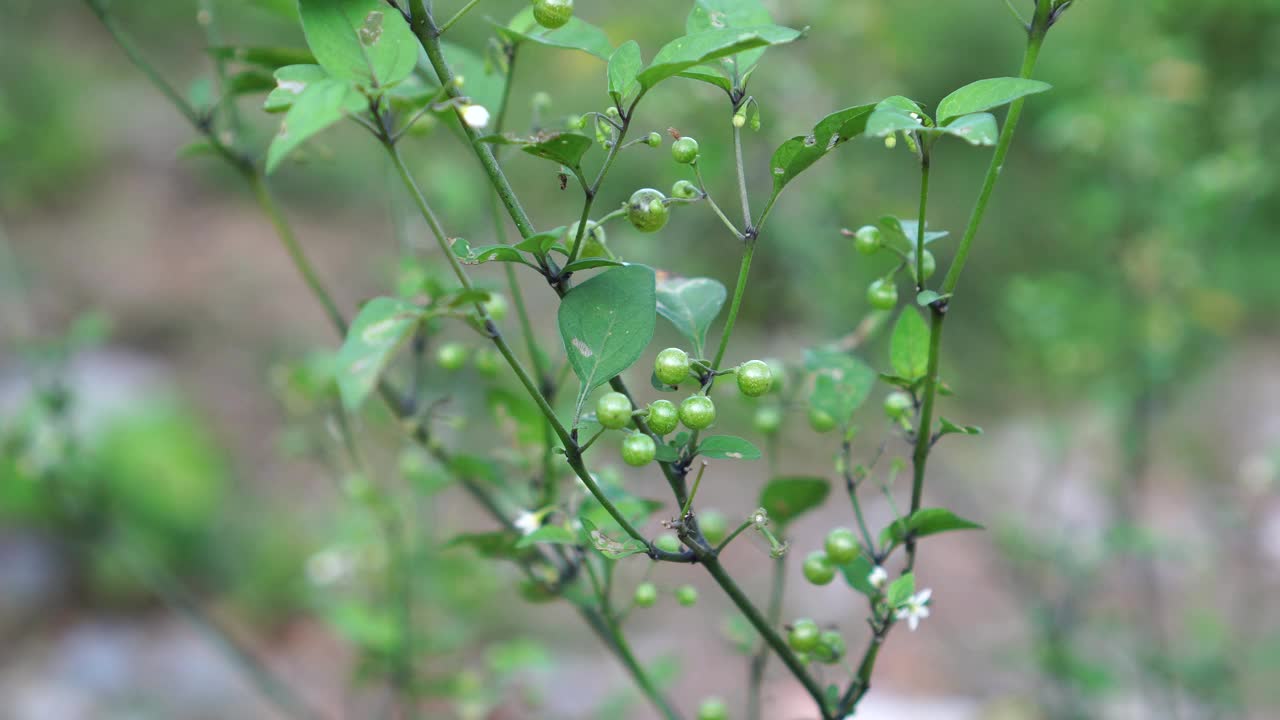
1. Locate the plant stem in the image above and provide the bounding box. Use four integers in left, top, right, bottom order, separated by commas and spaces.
438, 0, 483, 34
711, 243, 756, 371
746, 555, 787, 720
914, 152, 931, 292
905, 304, 945, 570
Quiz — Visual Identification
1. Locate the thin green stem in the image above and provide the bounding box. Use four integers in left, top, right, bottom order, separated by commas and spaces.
693, 163, 743, 238
711, 243, 757, 371
904, 305, 945, 570
714, 519, 753, 554
732, 122, 753, 229
438, 0, 483, 34
914, 153, 931, 292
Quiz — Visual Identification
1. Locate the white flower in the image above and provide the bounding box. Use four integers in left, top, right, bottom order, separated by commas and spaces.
514, 510, 540, 536
461, 104, 491, 129
894, 588, 932, 631
868, 565, 888, 590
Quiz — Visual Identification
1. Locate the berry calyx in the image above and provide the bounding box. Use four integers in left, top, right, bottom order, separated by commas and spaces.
675, 585, 698, 607
788, 618, 821, 652
532, 0, 573, 29
621, 432, 657, 466
908, 249, 937, 281
634, 581, 658, 608
824, 528, 859, 565
854, 225, 882, 255
808, 406, 837, 434
671, 136, 700, 164
596, 391, 633, 430
626, 188, 670, 233
802, 550, 836, 585
645, 399, 679, 435
736, 359, 773, 398
679, 395, 717, 430
698, 510, 728, 545
672, 179, 700, 200
884, 391, 913, 420
753, 405, 783, 435
867, 278, 899, 310
654, 347, 691, 386
697, 698, 728, 720
436, 342, 468, 371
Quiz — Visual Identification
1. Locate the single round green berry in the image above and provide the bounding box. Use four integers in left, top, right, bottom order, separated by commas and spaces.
655, 533, 682, 554
483, 293, 508, 322
626, 188, 670, 233
596, 391, 634, 430
884, 391, 913, 420
672, 179, 700, 200
808, 406, 837, 434
621, 433, 657, 467
436, 342, 469, 371
675, 585, 699, 607
679, 395, 717, 430
854, 225, 882, 255
565, 220, 607, 257
697, 697, 728, 720
824, 528, 859, 565
654, 347, 691, 386
867, 278, 899, 311
645, 399, 679, 435
647, 131, 663, 148
671, 136, 700, 164
473, 348, 501, 377
634, 581, 658, 608
816, 630, 845, 664
753, 405, 783, 435
698, 510, 728, 546
802, 551, 836, 585
532, 0, 573, 29
908, 249, 937, 281
736, 359, 773, 398
788, 618, 821, 652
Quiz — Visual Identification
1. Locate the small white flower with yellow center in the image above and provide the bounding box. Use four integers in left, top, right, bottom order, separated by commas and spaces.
868, 565, 888, 590
513, 510, 541, 536
895, 588, 932, 631
461, 104, 491, 129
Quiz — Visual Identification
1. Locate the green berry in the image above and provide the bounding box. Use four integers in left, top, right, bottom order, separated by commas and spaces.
605, 106, 621, 122
675, 585, 699, 607
679, 395, 717, 430
854, 225, 882, 255
596, 391, 633, 430
808, 406, 837, 434
824, 528, 859, 565
753, 405, 783, 435
802, 551, 836, 585
736, 360, 773, 398
532, 0, 573, 29
634, 581, 658, 608
884, 391, 913, 420
816, 630, 845, 664
436, 342, 469, 371
654, 347, 691, 386
867, 278, 899, 311
626, 188, 670, 233
655, 533, 682, 554
908, 249, 937, 281
647, 132, 663, 148
698, 510, 728, 545
565, 220, 608, 257
483, 293, 508, 322
621, 433, 656, 467
788, 618, 821, 652
672, 179, 700, 200
697, 698, 728, 720
473, 348, 501, 377
671, 136, 700, 164
645, 400, 679, 435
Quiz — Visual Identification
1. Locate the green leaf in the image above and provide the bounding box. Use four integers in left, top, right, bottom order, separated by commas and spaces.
454, 243, 531, 266
938, 417, 983, 437
696, 435, 761, 461
686, 0, 775, 84
941, 112, 998, 146
207, 46, 315, 70
880, 217, 949, 248
514, 227, 567, 257
886, 572, 915, 607
264, 64, 331, 113
916, 290, 951, 306
523, 132, 594, 168
440, 41, 505, 113
266, 76, 365, 173
839, 555, 878, 597
769, 104, 876, 196
298, 0, 418, 88
334, 297, 423, 411
558, 265, 657, 408
445, 531, 524, 560
880, 508, 984, 547
516, 525, 578, 549
654, 442, 681, 463
226, 69, 276, 96
608, 41, 643, 104
805, 349, 876, 425
637, 25, 802, 92
655, 276, 726, 356
758, 476, 830, 527
677, 66, 733, 93
494, 8, 614, 60
563, 257, 625, 273
580, 518, 648, 560
936, 77, 1052, 125
890, 308, 930, 382
865, 95, 928, 137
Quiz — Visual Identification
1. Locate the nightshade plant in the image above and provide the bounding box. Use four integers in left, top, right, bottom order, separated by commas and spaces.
80, 0, 1077, 717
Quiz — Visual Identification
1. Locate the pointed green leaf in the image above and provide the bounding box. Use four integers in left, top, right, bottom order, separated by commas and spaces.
839, 555, 878, 598
493, 7, 614, 60
558, 265, 657, 405
637, 25, 802, 92
334, 297, 423, 411
884, 218, 949, 247
655, 276, 727, 356
608, 41, 643, 104
298, 0, 418, 88
516, 525, 578, 548
522, 132, 593, 168
938, 417, 983, 438
769, 104, 876, 196
207, 45, 315, 70
880, 508, 984, 547
758, 476, 830, 527
264, 64, 330, 113
886, 572, 915, 607
936, 77, 1052, 125
266, 77, 366, 174
890, 308, 930, 382
677, 66, 733, 93
941, 112, 998, 146
805, 349, 876, 424
563, 257, 625, 273
696, 435, 761, 461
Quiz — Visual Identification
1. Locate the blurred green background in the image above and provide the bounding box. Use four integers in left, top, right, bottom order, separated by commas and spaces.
2, 0, 1279, 718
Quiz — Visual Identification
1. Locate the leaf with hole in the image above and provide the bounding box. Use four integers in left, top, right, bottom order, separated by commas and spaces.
558, 265, 657, 410
696, 435, 761, 461
806, 349, 876, 425
685, 0, 776, 85
769, 104, 876, 196
266, 76, 366, 174
298, 0, 418, 88
580, 518, 649, 560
